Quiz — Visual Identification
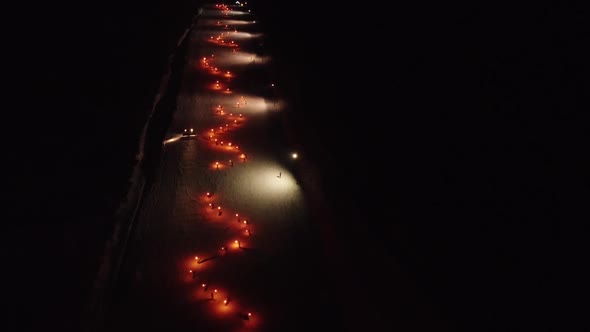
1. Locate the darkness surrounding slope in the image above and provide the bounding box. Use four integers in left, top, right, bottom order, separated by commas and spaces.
250, 1, 588, 331
6, 1, 200, 330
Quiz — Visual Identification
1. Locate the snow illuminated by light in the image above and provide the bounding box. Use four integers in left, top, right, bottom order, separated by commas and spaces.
206, 50, 272, 67
201, 93, 279, 116
233, 160, 299, 199
225, 31, 264, 41
199, 19, 255, 27
198, 10, 251, 22
214, 157, 305, 225
222, 10, 249, 16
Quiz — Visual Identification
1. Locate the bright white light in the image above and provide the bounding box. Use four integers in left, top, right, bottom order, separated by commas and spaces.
163, 134, 182, 144
291, 152, 298, 159
204, 49, 271, 67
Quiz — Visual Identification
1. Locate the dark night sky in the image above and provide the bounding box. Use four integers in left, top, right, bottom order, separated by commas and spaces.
5, 1, 589, 331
